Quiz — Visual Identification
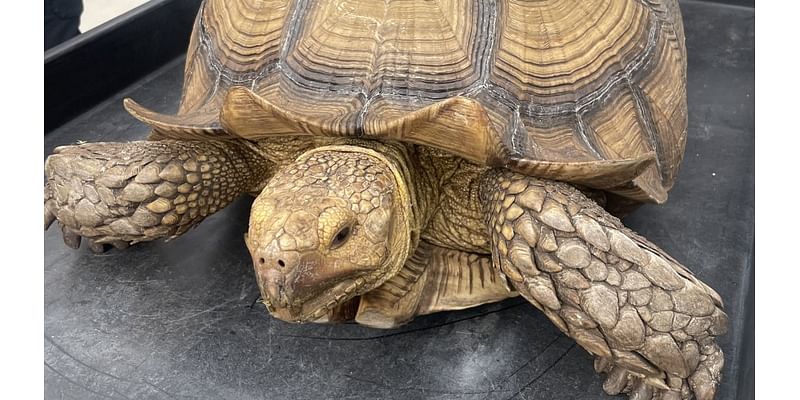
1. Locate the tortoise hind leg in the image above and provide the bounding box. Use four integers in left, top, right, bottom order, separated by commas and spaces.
480, 170, 727, 400
44, 140, 271, 251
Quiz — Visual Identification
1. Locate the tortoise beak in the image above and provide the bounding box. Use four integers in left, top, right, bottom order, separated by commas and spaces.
250, 241, 366, 322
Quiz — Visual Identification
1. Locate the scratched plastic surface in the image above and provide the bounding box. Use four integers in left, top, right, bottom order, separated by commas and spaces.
44, 2, 754, 399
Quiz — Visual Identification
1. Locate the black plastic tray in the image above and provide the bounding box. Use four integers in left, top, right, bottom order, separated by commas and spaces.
44, 1, 754, 399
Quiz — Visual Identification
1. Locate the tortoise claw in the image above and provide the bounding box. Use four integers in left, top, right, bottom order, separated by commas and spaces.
598, 361, 687, 400
61, 226, 81, 249
594, 356, 613, 374
87, 240, 109, 254
110, 240, 130, 250
644, 376, 670, 391
44, 194, 58, 230
603, 366, 630, 395
45, 207, 56, 231
629, 378, 653, 400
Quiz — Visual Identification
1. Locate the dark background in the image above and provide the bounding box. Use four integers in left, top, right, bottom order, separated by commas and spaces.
707, 0, 754, 7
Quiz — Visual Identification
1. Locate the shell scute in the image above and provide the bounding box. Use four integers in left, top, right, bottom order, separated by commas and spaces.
128, 0, 687, 203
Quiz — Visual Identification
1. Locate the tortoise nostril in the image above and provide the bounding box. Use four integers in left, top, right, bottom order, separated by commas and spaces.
258, 257, 266, 266
278, 259, 285, 268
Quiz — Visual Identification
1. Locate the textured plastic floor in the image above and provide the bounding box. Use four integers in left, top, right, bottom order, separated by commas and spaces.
44, 2, 754, 399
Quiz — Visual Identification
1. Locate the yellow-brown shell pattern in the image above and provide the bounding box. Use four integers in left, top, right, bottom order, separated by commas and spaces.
137, 0, 687, 203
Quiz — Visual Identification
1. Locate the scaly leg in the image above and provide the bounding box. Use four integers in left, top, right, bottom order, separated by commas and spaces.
480, 170, 727, 400
44, 140, 271, 250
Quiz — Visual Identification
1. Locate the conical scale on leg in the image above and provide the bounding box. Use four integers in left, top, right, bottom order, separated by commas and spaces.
506, 179, 528, 195
134, 164, 162, 184
500, 258, 524, 283
573, 215, 611, 251
508, 239, 537, 275
74, 199, 103, 227
581, 283, 620, 330
607, 229, 650, 265
537, 199, 575, 232
572, 328, 612, 358
154, 182, 178, 197
629, 288, 653, 306
121, 182, 154, 202
620, 270, 651, 291
130, 207, 161, 227
159, 162, 186, 184
161, 213, 180, 226
525, 275, 561, 310
555, 238, 592, 268
583, 259, 609, 282
672, 285, 716, 317
45, 140, 272, 246
641, 254, 685, 290
537, 227, 559, 252
542, 308, 570, 334
514, 214, 539, 247
109, 219, 140, 236
517, 185, 545, 212
611, 349, 661, 377
681, 341, 701, 372
556, 269, 591, 290
639, 333, 689, 378
535, 252, 563, 273
606, 268, 622, 286
650, 288, 674, 311
146, 198, 173, 214
560, 305, 598, 329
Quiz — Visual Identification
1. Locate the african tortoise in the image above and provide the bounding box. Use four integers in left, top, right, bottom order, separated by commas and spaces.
44, 0, 727, 399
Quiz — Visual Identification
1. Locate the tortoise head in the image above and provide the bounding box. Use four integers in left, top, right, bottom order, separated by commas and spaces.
245, 145, 415, 322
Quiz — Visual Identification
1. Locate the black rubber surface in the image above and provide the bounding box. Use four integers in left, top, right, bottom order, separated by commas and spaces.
45, 0, 202, 133
43, 1, 754, 399
703, 0, 753, 8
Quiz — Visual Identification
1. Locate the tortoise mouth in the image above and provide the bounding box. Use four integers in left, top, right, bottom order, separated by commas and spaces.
261, 269, 386, 323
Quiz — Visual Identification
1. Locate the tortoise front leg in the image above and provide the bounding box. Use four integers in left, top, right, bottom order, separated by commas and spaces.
480, 170, 728, 400
44, 140, 271, 251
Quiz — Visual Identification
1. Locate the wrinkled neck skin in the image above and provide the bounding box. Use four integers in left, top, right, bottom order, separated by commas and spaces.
247, 137, 441, 322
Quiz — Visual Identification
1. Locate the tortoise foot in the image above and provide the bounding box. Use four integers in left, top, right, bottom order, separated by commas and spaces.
597, 346, 721, 400
44, 140, 269, 249
45, 195, 131, 252
597, 357, 684, 399
480, 170, 727, 400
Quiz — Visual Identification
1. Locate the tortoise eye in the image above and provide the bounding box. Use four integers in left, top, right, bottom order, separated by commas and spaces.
330, 226, 352, 250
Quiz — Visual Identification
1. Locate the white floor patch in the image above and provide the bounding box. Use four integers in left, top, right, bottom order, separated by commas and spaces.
80, 0, 151, 33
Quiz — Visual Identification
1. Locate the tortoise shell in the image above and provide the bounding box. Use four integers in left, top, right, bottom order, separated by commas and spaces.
127, 0, 688, 203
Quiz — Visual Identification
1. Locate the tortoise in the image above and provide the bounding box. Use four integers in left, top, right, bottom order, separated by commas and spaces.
44, 0, 728, 399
